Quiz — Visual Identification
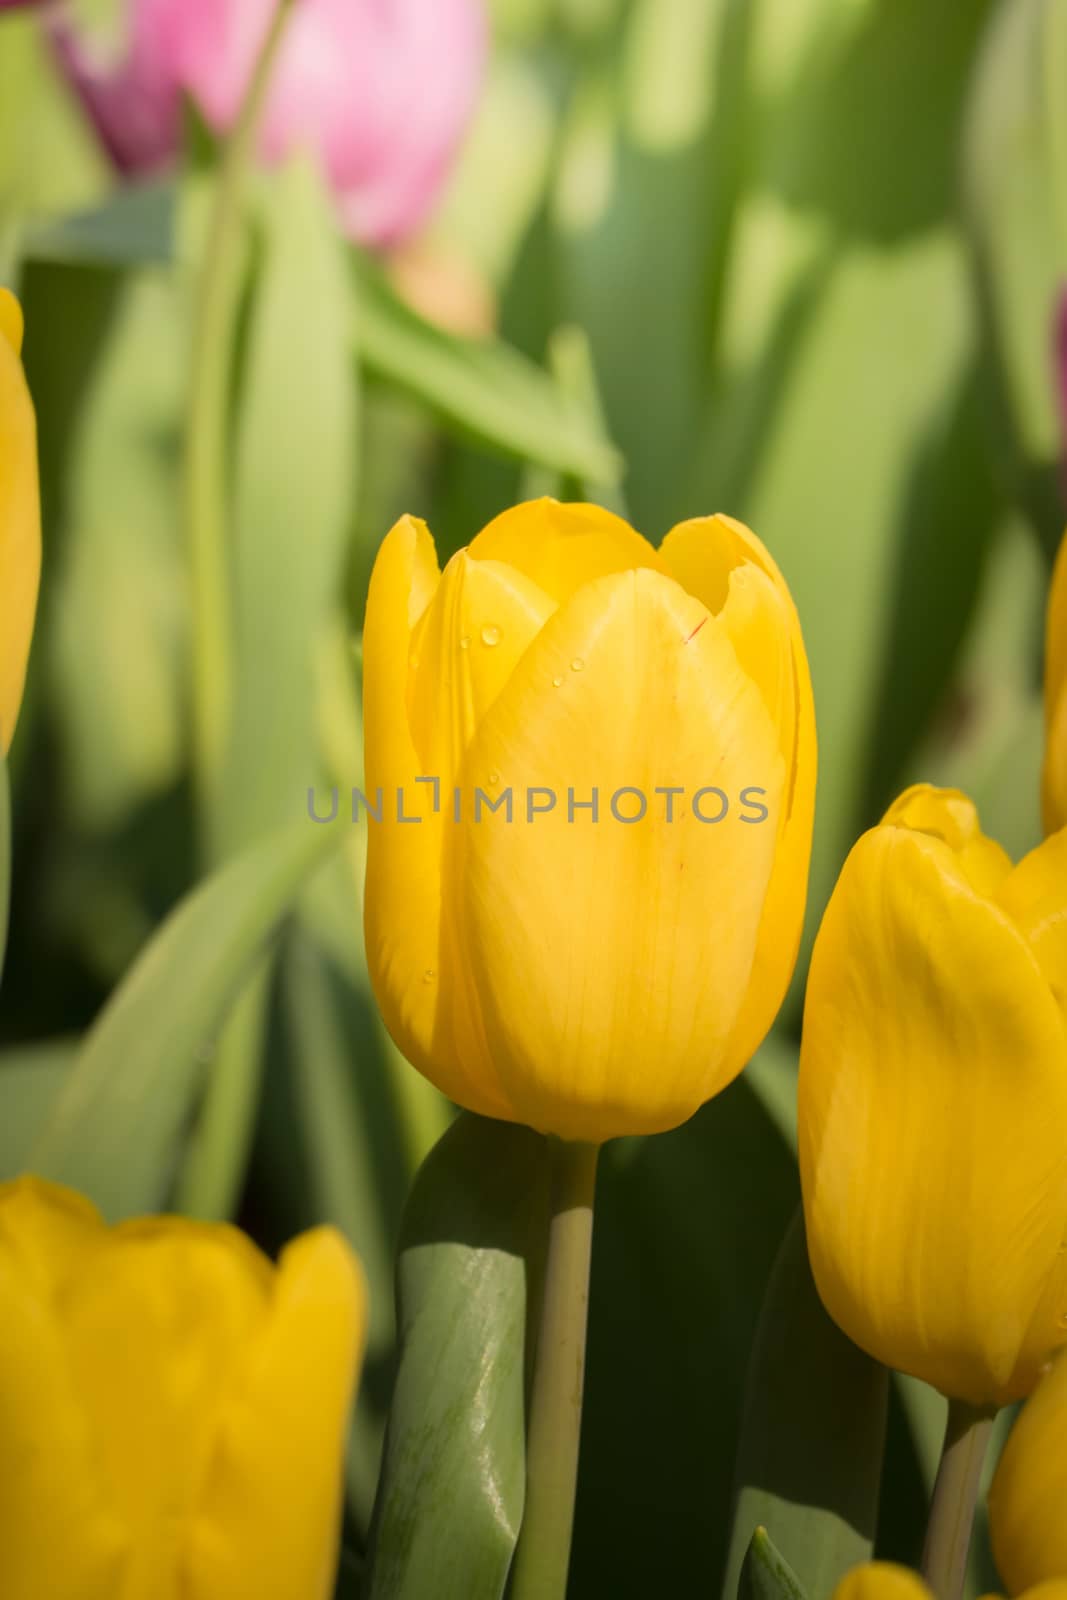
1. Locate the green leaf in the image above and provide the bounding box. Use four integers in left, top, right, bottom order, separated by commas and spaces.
0, 1037, 76, 1178
353, 255, 622, 484
365, 1113, 550, 1600
18, 181, 174, 268
739, 1528, 810, 1600
26, 821, 338, 1220
963, 0, 1067, 550
723, 1209, 888, 1600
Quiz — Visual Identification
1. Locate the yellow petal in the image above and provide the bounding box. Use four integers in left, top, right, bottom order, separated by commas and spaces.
661, 513, 817, 1071
0, 290, 40, 753
882, 785, 1014, 897
799, 815, 1067, 1405
990, 1350, 1067, 1594
468, 496, 667, 603
362, 517, 514, 1119
184, 1227, 366, 1600
997, 828, 1067, 1022
0, 1180, 129, 1599
833, 1563, 934, 1600
451, 565, 785, 1140
65, 1217, 272, 1599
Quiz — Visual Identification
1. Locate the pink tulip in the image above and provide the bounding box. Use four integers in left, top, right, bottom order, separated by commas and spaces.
47, 0, 488, 247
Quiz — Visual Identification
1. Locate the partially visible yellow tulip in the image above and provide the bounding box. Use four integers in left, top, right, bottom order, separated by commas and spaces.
1044, 532, 1067, 835
832, 1562, 1067, 1600
0, 288, 40, 753
799, 785, 1067, 1406
990, 1350, 1067, 1594
362, 498, 815, 1142
0, 1176, 366, 1600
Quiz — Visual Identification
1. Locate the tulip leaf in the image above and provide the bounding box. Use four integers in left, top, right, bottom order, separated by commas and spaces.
723, 1208, 888, 1600
26, 821, 338, 1220
0, 1038, 76, 1179
739, 1527, 810, 1600
365, 1113, 550, 1600
351, 256, 623, 484
963, 0, 1067, 550
18, 180, 174, 268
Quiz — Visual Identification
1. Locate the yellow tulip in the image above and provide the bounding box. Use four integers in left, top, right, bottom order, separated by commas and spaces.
989, 1349, 1067, 1593
799, 785, 1067, 1406
1045, 532, 1067, 835
0, 288, 41, 753
0, 1176, 366, 1600
832, 1563, 1067, 1600
362, 499, 815, 1142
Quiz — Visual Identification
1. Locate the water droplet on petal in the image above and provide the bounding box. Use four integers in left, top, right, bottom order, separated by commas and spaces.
459, 635, 471, 650
488, 771, 500, 786
570, 657, 585, 673
552, 675, 563, 688
422, 968, 436, 984
481, 625, 502, 647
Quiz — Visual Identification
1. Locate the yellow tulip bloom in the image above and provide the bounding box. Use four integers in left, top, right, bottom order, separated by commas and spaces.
799, 785, 1067, 1406
0, 1176, 366, 1600
1045, 532, 1067, 834
990, 1349, 1067, 1593
832, 1563, 1067, 1600
0, 288, 41, 753
362, 498, 815, 1142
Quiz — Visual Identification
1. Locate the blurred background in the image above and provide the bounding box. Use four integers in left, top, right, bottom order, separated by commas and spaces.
0, 0, 1062, 1592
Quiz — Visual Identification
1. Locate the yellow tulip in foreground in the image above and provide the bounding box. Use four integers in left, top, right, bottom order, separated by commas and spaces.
832, 1562, 1067, 1600
0, 1177, 366, 1600
989, 1349, 1067, 1594
799, 785, 1067, 1405
1045, 532, 1067, 834
0, 288, 40, 753
363, 498, 815, 1142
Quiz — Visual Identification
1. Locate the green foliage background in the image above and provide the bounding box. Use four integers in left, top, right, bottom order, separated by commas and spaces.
0, 0, 1062, 1594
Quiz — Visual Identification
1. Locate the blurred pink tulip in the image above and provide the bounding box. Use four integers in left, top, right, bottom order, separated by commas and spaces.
47, 0, 488, 246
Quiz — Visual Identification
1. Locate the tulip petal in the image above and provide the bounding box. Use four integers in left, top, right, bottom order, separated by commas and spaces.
661, 514, 817, 1072
997, 828, 1067, 1021
833, 1564, 934, 1600
468, 497, 667, 604
184, 1227, 366, 1600
0, 1181, 129, 1599
799, 822, 1067, 1404
407, 549, 555, 781
362, 517, 514, 1118
882, 785, 1014, 897
0, 293, 40, 753
452, 566, 785, 1141
990, 1351, 1067, 1595
63, 1219, 272, 1595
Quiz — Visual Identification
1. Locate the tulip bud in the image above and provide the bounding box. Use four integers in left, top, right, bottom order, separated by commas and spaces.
0, 1177, 366, 1599
46, 0, 487, 247
990, 1350, 1067, 1595
1045, 532, 1067, 834
362, 499, 816, 1143
0, 288, 40, 755
799, 786, 1067, 1406
833, 1564, 1067, 1600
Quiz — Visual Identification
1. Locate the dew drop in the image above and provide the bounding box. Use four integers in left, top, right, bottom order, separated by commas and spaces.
570, 657, 585, 673
488, 771, 500, 786
422, 968, 436, 984
552, 675, 563, 688
459, 635, 471, 651
481, 624, 502, 647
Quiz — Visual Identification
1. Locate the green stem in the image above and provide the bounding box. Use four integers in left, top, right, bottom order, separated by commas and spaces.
509, 1137, 599, 1600
920, 1398, 996, 1600
184, 0, 294, 827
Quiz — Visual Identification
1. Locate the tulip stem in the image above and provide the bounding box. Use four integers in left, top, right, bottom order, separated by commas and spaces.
920, 1398, 996, 1600
509, 1137, 599, 1600
184, 0, 295, 827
